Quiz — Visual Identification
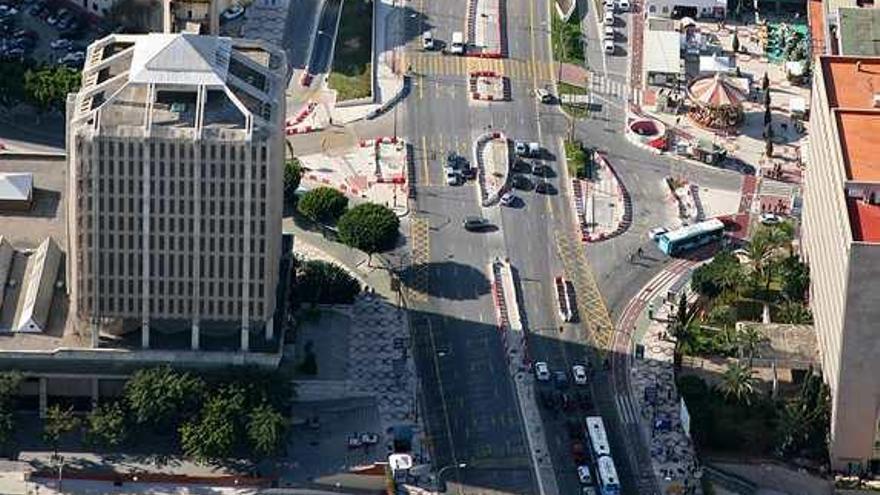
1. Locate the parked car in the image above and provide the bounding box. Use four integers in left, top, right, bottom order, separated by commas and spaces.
572, 365, 588, 385
535, 87, 554, 103
618, 0, 630, 10
221, 3, 244, 20
50, 38, 71, 50
577, 465, 593, 485
511, 174, 530, 190
603, 39, 615, 54
500, 191, 516, 206
514, 140, 541, 157
604, 25, 615, 40
535, 361, 551, 381
554, 370, 568, 389
760, 212, 783, 225
445, 166, 461, 186
603, 9, 614, 25
603, 0, 615, 10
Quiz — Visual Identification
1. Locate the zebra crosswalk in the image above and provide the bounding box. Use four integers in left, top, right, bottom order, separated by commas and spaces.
588, 72, 643, 105
403, 51, 556, 82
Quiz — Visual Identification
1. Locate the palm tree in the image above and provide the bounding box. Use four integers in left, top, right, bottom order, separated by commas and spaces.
737, 325, 767, 367
719, 361, 758, 405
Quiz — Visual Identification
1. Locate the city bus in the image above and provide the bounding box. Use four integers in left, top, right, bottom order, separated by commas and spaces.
596, 455, 621, 495
585, 416, 611, 459
655, 218, 725, 256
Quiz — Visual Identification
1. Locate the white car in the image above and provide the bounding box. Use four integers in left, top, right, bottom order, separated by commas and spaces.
500, 191, 516, 206
222, 3, 245, 20
604, 25, 615, 40
535, 361, 551, 381
445, 167, 461, 186
50, 38, 71, 50
603, 39, 615, 54
603, 10, 614, 25
514, 141, 541, 157
760, 212, 782, 225
577, 465, 593, 485
618, 0, 630, 10
572, 365, 588, 385
422, 30, 435, 50
648, 226, 668, 240
603, 0, 615, 10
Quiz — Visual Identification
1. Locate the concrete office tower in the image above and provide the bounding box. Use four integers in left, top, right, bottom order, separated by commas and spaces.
67, 33, 287, 352
161, 0, 227, 34
804, 55, 880, 473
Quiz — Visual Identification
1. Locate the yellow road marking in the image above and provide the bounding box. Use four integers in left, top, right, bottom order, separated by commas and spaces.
421, 135, 430, 186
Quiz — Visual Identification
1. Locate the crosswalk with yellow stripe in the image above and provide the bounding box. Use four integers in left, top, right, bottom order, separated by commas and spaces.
403, 52, 556, 82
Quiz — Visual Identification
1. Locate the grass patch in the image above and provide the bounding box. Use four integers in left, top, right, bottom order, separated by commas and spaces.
558, 81, 589, 118
551, 7, 584, 65
565, 140, 590, 179
329, 0, 373, 101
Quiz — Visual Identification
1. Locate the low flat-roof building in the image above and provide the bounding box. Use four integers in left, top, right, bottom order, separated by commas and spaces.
836, 7, 880, 56
644, 0, 725, 19
643, 29, 682, 86
804, 55, 880, 473
0, 173, 33, 211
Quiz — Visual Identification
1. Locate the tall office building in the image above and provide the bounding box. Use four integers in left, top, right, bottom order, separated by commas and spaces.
804, 55, 880, 472
67, 32, 287, 351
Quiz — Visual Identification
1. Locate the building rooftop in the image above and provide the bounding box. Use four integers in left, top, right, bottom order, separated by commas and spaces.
0, 173, 32, 202
809, 0, 827, 56
643, 29, 681, 75
71, 33, 286, 141
847, 198, 880, 241
822, 56, 880, 108
838, 7, 880, 55
0, 158, 66, 251
836, 110, 880, 181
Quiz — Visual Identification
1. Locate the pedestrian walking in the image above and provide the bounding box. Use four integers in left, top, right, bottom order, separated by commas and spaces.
637, 247, 644, 258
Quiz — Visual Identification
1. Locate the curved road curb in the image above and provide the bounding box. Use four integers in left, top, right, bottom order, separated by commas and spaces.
473, 131, 511, 207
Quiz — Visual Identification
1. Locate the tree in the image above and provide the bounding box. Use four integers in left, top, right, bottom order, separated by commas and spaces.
765, 139, 774, 158
247, 403, 287, 458
86, 402, 127, 448
775, 370, 830, 460
780, 255, 810, 301
0, 62, 27, 106
763, 108, 772, 126
763, 88, 772, 110
776, 300, 813, 324
124, 366, 206, 428
0, 372, 21, 448
284, 158, 304, 206
23, 66, 81, 112
691, 251, 744, 298
338, 203, 400, 264
297, 186, 348, 224
762, 72, 770, 92
180, 385, 245, 462
43, 404, 80, 454
718, 361, 757, 405
731, 32, 740, 53
736, 325, 767, 367
295, 259, 361, 305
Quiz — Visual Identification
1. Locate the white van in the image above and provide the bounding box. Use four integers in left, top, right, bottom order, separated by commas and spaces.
603, 39, 615, 54
604, 25, 615, 40
450, 31, 465, 55
618, 0, 630, 10
422, 30, 434, 50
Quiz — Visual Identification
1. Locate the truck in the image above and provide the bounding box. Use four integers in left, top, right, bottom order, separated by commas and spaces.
450, 31, 465, 55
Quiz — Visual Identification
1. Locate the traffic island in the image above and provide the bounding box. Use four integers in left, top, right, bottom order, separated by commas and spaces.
473, 132, 511, 207
469, 71, 509, 101
571, 153, 631, 242
466, 0, 505, 57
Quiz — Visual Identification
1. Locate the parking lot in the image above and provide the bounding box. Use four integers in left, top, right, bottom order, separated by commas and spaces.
0, 0, 102, 67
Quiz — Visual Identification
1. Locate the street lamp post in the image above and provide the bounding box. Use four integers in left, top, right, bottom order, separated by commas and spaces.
436, 462, 467, 492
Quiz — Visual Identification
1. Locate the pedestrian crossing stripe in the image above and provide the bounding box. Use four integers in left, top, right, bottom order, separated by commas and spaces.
405, 52, 555, 81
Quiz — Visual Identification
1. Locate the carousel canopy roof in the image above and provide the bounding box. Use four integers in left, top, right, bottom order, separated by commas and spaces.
688, 73, 747, 107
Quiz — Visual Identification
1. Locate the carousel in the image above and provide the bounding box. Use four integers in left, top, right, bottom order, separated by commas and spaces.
686, 73, 747, 131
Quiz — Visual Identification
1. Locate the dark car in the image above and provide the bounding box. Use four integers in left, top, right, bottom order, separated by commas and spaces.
511, 174, 531, 190
532, 163, 554, 178
462, 216, 491, 231
535, 181, 557, 195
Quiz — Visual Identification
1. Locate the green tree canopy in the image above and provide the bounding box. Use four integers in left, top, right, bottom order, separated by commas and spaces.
284, 158, 304, 205
691, 251, 744, 299
124, 366, 206, 428
247, 403, 287, 458
86, 401, 128, 448
776, 370, 830, 460
718, 362, 758, 405
23, 66, 81, 112
780, 255, 810, 301
43, 404, 80, 454
295, 259, 361, 305
297, 186, 349, 224
337, 203, 400, 261
180, 385, 245, 462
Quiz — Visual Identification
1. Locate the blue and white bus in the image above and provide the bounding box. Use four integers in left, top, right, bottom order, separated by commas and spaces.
656, 218, 725, 256
596, 455, 620, 495
585, 416, 611, 459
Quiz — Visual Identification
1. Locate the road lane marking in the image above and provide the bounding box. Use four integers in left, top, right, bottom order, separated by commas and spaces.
421, 135, 430, 186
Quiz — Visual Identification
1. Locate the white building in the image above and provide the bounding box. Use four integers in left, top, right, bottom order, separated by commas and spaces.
644, 29, 682, 86
645, 0, 725, 18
